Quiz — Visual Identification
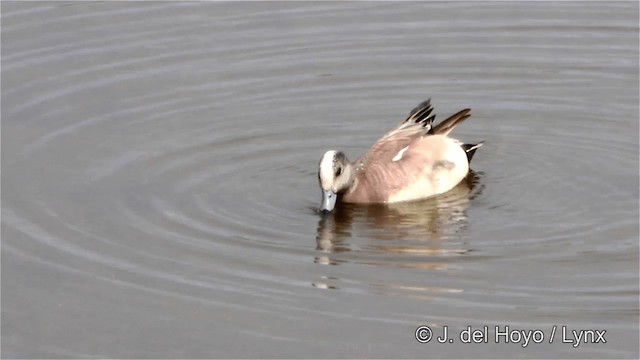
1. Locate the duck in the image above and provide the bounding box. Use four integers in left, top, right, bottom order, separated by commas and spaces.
318, 98, 483, 212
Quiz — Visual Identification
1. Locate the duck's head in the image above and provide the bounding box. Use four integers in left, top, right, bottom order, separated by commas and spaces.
318, 150, 354, 212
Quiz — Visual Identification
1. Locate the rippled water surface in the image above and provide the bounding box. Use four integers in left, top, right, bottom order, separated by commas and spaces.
2, 2, 638, 358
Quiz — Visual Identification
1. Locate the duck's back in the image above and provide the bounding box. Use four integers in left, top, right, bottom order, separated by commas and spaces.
344, 135, 469, 204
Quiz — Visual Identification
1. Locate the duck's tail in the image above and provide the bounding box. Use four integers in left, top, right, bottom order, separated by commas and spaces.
461, 142, 484, 162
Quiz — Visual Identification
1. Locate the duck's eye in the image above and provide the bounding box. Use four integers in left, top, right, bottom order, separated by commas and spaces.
335, 167, 342, 177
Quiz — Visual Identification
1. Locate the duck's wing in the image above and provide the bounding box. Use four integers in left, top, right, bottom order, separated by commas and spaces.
361, 99, 436, 164
363, 99, 473, 161
429, 108, 471, 136
347, 99, 475, 203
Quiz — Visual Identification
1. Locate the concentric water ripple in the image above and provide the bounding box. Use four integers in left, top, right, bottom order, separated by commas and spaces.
2, 1, 638, 358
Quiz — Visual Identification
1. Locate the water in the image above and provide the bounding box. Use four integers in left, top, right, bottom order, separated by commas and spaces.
2, 2, 638, 358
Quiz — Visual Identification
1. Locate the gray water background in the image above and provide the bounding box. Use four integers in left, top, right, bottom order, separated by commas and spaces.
2, 1, 639, 358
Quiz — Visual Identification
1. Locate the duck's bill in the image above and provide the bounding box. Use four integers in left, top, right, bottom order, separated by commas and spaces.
320, 190, 337, 212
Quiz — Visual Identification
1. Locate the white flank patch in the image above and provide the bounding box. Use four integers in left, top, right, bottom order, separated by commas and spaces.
392, 146, 409, 162
319, 150, 337, 188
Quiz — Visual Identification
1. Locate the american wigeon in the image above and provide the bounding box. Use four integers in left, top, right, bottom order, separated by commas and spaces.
318, 98, 482, 212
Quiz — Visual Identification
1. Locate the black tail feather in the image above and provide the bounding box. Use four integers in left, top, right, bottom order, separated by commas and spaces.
461, 142, 484, 162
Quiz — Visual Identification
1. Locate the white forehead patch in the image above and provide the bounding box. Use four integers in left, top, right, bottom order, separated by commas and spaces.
392, 146, 409, 162
319, 150, 337, 189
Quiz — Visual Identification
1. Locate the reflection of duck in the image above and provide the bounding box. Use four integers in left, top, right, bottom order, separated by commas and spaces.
315, 171, 483, 258
318, 98, 483, 212
312, 172, 482, 293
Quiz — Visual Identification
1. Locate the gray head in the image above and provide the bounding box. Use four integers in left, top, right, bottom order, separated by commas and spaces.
318, 150, 354, 212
